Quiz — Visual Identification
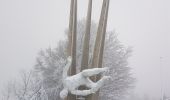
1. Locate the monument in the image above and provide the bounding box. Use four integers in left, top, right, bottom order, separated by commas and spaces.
60, 0, 110, 100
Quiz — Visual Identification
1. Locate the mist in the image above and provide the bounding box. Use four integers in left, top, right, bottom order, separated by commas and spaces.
0, 0, 170, 99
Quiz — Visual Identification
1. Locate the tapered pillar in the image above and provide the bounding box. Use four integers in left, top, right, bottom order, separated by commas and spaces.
98, 0, 109, 70
81, 0, 92, 71
95, 0, 110, 99
67, 0, 74, 57
71, 0, 77, 76
87, 0, 110, 100
67, 0, 77, 100
86, 1, 107, 100
90, 0, 107, 69
80, 0, 92, 99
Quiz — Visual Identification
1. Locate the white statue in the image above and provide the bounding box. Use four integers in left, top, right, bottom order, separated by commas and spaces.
60, 56, 111, 99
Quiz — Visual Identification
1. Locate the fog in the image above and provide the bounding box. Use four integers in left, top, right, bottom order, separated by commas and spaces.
0, 0, 169, 99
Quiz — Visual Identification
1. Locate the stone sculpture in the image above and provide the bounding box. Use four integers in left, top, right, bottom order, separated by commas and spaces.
60, 56, 111, 99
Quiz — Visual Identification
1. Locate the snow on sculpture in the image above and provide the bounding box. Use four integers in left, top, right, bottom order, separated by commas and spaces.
60, 56, 111, 99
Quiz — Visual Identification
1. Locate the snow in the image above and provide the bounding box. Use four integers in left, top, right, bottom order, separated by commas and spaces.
60, 56, 111, 99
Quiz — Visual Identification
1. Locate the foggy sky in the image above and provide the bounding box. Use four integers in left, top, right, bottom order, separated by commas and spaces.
0, 0, 170, 99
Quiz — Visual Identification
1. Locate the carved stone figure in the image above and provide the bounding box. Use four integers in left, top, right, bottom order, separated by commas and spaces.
60, 56, 111, 99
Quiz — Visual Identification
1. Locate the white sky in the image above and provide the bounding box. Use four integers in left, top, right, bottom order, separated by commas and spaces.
0, 0, 169, 99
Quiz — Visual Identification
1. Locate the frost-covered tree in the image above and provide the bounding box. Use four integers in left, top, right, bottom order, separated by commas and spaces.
34, 42, 67, 100
1, 70, 48, 100
34, 20, 135, 100
1, 81, 14, 100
